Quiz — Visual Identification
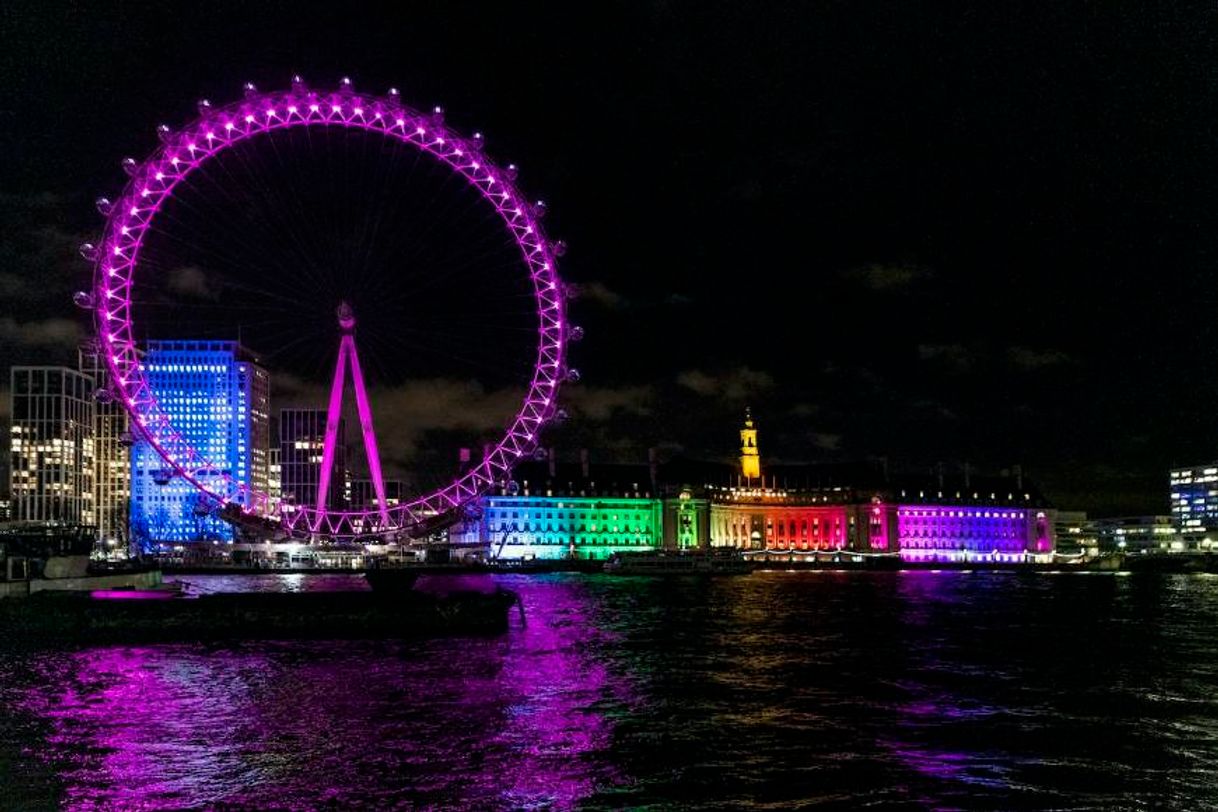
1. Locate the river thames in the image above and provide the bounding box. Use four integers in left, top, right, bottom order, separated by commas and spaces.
2, 571, 1217, 810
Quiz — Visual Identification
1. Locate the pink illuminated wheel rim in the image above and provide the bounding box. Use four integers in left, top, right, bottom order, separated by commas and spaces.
88, 79, 569, 539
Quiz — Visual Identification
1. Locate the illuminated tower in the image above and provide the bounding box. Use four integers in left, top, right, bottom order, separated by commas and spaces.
740, 407, 761, 482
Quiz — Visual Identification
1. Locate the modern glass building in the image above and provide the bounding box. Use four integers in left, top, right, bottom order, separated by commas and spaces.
1170, 464, 1218, 536
9, 367, 96, 526
279, 408, 346, 510
130, 341, 269, 545
79, 347, 131, 548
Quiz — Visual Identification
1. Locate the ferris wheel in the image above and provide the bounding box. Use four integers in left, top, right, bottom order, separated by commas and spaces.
77, 76, 578, 540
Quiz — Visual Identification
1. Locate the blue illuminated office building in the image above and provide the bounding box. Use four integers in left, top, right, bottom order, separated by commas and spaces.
130, 341, 269, 546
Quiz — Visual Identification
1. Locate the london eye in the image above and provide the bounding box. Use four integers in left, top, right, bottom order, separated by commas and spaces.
77, 77, 577, 541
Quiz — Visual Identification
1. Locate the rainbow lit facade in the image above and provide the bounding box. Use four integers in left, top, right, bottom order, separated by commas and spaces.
87, 78, 569, 540
452, 459, 1056, 561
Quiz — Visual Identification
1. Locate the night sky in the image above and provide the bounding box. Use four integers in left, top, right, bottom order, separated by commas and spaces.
1, 2, 1216, 514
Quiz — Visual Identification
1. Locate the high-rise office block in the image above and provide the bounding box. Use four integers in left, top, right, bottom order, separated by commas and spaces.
79, 347, 131, 547
1170, 464, 1218, 536
279, 408, 346, 510
129, 341, 269, 544
9, 367, 96, 526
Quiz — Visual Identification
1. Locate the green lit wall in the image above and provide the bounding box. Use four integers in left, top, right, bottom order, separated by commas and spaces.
476, 495, 663, 560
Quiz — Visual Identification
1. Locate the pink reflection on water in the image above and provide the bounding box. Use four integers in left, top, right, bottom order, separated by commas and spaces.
29, 646, 261, 809
14, 576, 635, 810
89, 589, 177, 600
485, 575, 631, 808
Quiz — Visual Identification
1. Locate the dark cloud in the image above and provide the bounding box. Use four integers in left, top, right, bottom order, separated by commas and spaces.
916, 344, 977, 375
563, 385, 653, 421
166, 266, 221, 300
809, 432, 842, 452
580, 281, 628, 310
841, 263, 933, 293
1008, 347, 1073, 371
676, 367, 775, 400
0, 317, 81, 350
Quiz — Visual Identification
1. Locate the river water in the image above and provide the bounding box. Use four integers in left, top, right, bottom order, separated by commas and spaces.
2, 571, 1218, 810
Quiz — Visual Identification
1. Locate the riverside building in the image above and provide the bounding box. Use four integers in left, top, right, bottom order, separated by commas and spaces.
9, 367, 96, 526
453, 414, 1057, 562
450, 457, 664, 560
129, 341, 269, 545
1170, 463, 1218, 538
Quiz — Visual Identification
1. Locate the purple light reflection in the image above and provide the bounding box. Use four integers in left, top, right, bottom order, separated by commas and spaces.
13, 577, 635, 809
485, 576, 631, 808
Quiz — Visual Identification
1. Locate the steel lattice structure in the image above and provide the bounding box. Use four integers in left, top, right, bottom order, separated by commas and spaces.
83, 77, 571, 540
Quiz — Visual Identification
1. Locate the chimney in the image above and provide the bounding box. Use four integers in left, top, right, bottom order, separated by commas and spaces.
548, 447, 557, 478
1014, 464, 1023, 490
936, 462, 944, 491
580, 448, 590, 479
964, 461, 972, 488
648, 447, 659, 492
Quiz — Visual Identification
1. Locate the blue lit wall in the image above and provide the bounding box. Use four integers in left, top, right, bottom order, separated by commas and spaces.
130, 341, 263, 546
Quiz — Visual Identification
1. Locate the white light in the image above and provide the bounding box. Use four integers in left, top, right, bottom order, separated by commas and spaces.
225, 122, 235, 130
